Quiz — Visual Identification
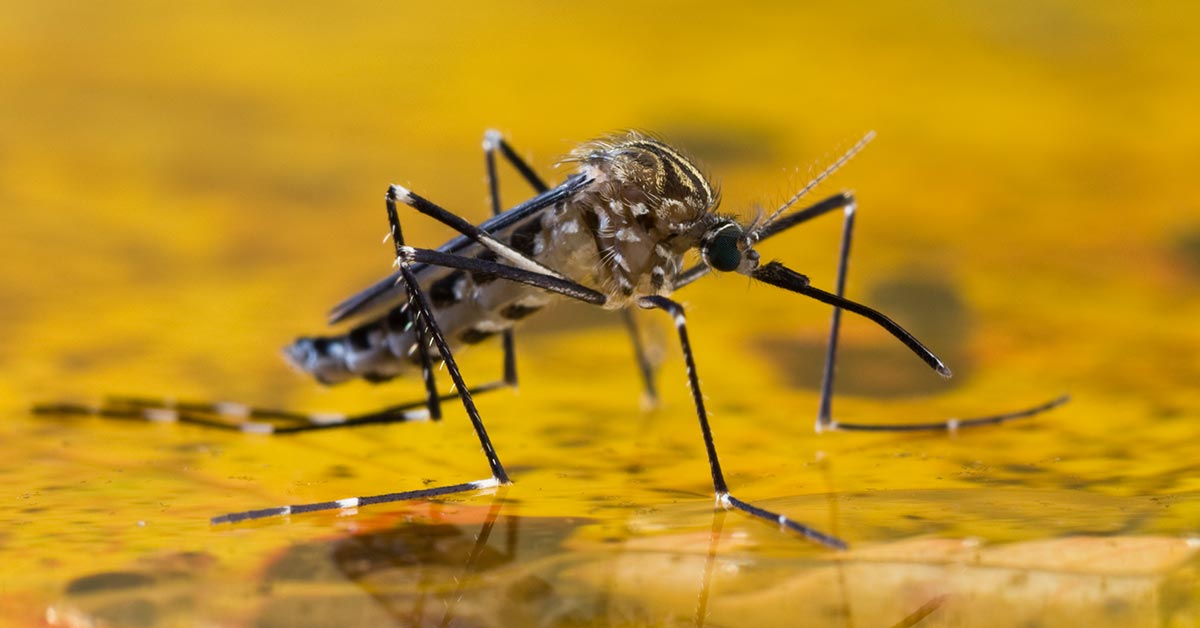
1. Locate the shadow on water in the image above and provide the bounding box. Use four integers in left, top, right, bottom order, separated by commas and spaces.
255, 502, 568, 628
45, 494, 974, 628
48, 501, 582, 627
45, 497, 1200, 627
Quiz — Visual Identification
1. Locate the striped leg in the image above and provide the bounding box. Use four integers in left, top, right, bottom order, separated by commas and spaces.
792, 196, 1068, 432
487, 130, 658, 403
638, 295, 846, 550
483, 130, 551, 388
34, 134, 562, 435
31, 385, 507, 435
209, 188, 617, 524
212, 208, 521, 523
401, 157, 664, 404
749, 192, 1068, 433
313, 237, 848, 546
359, 185, 840, 545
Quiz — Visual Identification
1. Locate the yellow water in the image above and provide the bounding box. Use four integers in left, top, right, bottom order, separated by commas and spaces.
3, 2, 1199, 626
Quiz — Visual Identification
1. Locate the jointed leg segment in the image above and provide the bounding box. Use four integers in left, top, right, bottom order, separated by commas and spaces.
483, 130, 660, 403
209, 183, 533, 524
32, 386, 504, 435
754, 192, 1067, 433
638, 295, 847, 550
484, 130, 552, 388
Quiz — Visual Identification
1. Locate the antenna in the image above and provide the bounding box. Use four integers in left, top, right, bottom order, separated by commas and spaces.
753, 131, 875, 239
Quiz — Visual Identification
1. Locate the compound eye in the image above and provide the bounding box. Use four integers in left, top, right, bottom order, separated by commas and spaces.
706, 231, 742, 272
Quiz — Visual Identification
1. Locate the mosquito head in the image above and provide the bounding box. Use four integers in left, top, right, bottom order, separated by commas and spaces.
700, 220, 760, 274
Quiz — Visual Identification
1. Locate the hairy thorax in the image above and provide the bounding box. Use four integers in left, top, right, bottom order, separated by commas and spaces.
536, 132, 722, 306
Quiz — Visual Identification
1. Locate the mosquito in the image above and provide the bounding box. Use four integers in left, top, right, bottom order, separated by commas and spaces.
36, 130, 1067, 550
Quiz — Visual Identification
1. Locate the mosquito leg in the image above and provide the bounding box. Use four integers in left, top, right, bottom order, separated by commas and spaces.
45, 194, 450, 434
31, 383, 512, 434
213, 217, 522, 524
486, 129, 550, 193
816, 196, 857, 431
743, 191, 1068, 433
387, 197, 511, 486
803, 200, 1070, 432
396, 247, 606, 305
685, 190, 858, 430
638, 295, 847, 550
830, 395, 1070, 432
621, 308, 659, 406
386, 191, 444, 422
483, 130, 551, 388
34, 191, 494, 435
326, 175, 592, 326
754, 192, 856, 242
211, 479, 504, 524
487, 131, 660, 403
212, 202, 617, 524
485, 141, 519, 387
38, 177, 594, 435
389, 184, 566, 279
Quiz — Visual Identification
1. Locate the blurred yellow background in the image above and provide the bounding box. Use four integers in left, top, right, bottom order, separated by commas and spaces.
2, 1, 1198, 626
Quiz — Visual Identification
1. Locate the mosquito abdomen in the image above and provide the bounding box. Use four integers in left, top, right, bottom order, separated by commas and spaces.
285, 272, 554, 386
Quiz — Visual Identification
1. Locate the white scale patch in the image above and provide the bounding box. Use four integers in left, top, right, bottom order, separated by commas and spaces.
144, 408, 178, 423
386, 332, 409, 357
390, 185, 412, 202
482, 129, 502, 151
215, 402, 251, 418
471, 319, 511, 333
513, 295, 550, 308
596, 210, 611, 234
610, 251, 631, 272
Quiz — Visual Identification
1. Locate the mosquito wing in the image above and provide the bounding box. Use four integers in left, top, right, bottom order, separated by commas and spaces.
327, 174, 592, 325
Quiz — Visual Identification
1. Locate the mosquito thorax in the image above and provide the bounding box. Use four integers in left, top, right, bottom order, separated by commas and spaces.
555, 132, 723, 301
567, 131, 718, 215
